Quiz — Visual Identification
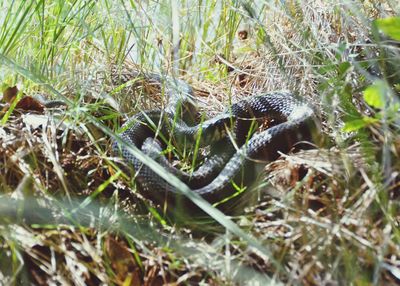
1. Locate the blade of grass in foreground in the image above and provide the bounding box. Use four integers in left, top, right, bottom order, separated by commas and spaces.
0, 196, 281, 285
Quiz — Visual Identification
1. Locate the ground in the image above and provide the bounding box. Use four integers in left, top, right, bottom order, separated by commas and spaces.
0, 1, 399, 285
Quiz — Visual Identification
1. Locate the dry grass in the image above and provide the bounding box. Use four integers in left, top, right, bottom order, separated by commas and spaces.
1, 0, 400, 285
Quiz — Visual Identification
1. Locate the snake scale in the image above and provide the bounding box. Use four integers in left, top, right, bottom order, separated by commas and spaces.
112, 71, 316, 206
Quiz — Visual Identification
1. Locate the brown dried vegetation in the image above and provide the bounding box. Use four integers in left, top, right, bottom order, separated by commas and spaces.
0, 0, 399, 285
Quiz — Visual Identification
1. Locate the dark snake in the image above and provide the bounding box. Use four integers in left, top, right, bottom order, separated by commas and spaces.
112, 72, 317, 206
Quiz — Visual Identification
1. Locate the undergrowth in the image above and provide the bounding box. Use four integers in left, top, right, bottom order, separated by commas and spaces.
0, 0, 399, 285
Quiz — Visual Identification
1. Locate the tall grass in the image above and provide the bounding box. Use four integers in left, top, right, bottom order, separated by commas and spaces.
0, 0, 399, 284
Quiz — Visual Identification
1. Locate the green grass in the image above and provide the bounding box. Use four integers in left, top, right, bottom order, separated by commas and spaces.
1, 0, 400, 285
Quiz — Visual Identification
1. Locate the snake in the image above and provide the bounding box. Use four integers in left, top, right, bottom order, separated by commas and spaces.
112, 71, 316, 206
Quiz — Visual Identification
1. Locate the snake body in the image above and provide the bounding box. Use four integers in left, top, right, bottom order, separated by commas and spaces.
113, 72, 316, 206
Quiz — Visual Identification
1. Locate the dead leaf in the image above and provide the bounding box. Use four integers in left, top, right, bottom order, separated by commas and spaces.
2, 85, 19, 103
2, 85, 45, 112
105, 237, 142, 286
16, 96, 45, 112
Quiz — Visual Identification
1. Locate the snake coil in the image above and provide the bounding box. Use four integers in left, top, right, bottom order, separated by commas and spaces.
113, 72, 316, 206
